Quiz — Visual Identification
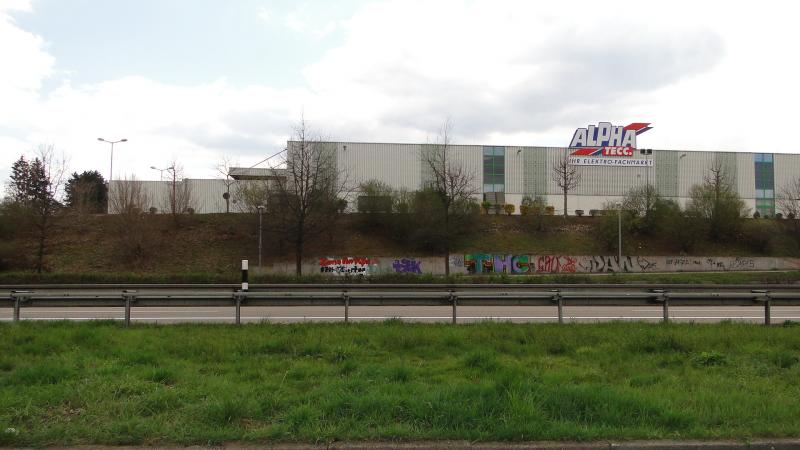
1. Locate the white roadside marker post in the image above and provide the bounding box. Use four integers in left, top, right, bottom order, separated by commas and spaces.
236, 259, 248, 325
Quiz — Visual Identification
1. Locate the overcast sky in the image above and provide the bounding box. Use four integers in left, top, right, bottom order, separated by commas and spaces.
2, 0, 799, 183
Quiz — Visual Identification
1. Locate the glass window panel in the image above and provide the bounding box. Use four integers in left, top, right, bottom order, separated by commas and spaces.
765, 154, 773, 162
756, 189, 765, 198
754, 154, 763, 162
766, 189, 774, 198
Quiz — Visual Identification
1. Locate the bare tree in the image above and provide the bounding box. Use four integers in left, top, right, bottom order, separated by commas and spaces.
551, 151, 581, 217
270, 117, 347, 275
419, 119, 479, 275
108, 175, 149, 214
778, 176, 800, 242
160, 162, 195, 214
216, 155, 238, 213
235, 179, 279, 213
108, 176, 155, 262
778, 176, 800, 219
687, 161, 747, 241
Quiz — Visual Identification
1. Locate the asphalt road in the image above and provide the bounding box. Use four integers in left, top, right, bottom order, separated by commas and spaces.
2, 305, 799, 323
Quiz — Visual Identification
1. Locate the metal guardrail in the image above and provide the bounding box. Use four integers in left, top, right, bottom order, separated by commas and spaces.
2, 282, 800, 291
4, 287, 800, 326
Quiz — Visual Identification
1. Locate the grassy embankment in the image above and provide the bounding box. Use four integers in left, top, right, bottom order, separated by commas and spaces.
2, 270, 800, 285
2, 213, 798, 280
1, 321, 799, 446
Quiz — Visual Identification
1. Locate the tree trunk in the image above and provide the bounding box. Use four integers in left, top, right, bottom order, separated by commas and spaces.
35, 215, 47, 274
563, 187, 568, 218
444, 210, 450, 276
295, 238, 303, 276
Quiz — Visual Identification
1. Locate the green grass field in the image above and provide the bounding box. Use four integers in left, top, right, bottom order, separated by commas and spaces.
1, 321, 799, 446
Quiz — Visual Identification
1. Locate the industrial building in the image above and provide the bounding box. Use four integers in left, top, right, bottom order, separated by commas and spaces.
109, 123, 800, 216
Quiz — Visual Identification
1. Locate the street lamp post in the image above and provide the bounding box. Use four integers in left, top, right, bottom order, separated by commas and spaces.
257, 205, 265, 268
151, 164, 177, 213
150, 166, 167, 181
618, 208, 622, 261
97, 138, 127, 182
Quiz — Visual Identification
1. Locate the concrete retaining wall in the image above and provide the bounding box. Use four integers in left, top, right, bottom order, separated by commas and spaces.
257, 255, 800, 276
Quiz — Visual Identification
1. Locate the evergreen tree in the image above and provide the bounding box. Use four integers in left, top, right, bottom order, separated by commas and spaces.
5, 147, 65, 273
65, 170, 107, 213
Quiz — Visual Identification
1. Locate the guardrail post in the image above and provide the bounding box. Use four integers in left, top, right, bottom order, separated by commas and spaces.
650, 289, 668, 324
11, 290, 29, 322
343, 290, 350, 323
234, 290, 243, 325
552, 290, 563, 324
752, 290, 770, 326
450, 290, 457, 324
122, 290, 136, 327
765, 297, 771, 326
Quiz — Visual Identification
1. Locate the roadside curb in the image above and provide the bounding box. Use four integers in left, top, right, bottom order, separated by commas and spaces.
9, 440, 800, 450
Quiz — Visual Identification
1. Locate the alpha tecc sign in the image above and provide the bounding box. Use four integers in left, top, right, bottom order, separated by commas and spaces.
568, 122, 654, 167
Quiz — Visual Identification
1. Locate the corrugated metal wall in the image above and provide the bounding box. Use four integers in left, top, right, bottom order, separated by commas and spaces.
108, 142, 800, 215
521, 147, 549, 196
336, 142, 422, 191
773, 153, 797, 198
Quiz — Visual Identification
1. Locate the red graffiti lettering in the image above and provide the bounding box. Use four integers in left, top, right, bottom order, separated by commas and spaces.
319, 257, 371, 266
536, 255, 577, 273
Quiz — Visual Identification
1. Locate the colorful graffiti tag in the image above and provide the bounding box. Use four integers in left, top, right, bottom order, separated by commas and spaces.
319, 257, 372, 275
392, 258, 422, 274
462, 254, 659, 274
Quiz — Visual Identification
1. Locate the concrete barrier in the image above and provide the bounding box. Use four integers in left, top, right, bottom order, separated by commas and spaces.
255, 255, 800, 276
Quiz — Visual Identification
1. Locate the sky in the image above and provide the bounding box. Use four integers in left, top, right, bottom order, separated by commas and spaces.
1, 0, 800, 185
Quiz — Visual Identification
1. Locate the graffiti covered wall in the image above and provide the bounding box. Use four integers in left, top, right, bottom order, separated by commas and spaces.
452, 254, 800, 274
260, 255, 800, 275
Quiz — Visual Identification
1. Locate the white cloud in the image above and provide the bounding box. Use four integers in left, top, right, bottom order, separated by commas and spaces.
281, 4, 343, 39
256, 6, 271, 23
1, 0, 800, 189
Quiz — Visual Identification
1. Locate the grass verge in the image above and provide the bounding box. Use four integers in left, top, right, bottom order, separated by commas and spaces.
1, 321, 799, 445
1, 270, 800, 285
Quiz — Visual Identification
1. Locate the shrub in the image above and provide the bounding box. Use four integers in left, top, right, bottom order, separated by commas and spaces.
503, 204, 515, 216
740, 219, 781, 253
575, 209, 584, 217
753, 211, 761, 219
658, 200, 707, 252
519, 205, 530, 215
480, 201, 492, 214
545, 206, 555, 216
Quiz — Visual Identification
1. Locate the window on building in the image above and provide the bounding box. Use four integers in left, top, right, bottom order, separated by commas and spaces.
483, 146, 505, 193
754, 153, 775, 216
